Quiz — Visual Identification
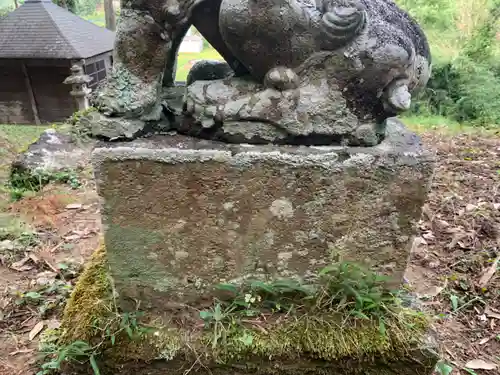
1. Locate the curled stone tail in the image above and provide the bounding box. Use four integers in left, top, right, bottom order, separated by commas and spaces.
320, 6, 367, 43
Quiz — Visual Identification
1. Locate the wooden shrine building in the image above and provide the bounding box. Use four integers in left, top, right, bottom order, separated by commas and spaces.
0, 0, 115, 124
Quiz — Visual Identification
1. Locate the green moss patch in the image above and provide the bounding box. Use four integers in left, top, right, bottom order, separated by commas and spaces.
61, 243, 111, 343
58, 245, 437, 375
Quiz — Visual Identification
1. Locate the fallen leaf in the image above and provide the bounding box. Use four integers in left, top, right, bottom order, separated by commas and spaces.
46, 319, 61, 329
63, 234, 81, 241
485, 306, 500, 320
65, 203, 82, 210
35, 271, 57, 286
10, 257, 34, 272
15, 265, 34, 272
0, 297, 10, 309
49, 242, 64, 253
465, 359, 497, 370
21, 316, 37, 328
436, 219, 450, 229
28, 321, 45, 341
37, 252, 60, 273
9, 348, 34, 356
422, 203, 432, 219
447, 232, 467, 249
418, 279, 448, 298
465, 204, 477, 212
446, 226, 464, 234
493, 203, 500, 210
10, 257, 29, 269
478, 257, 500, 288
29, 254, 40, 263
412, 237, 427, 251
479, 337, 491, 345
423, 231, 435, 241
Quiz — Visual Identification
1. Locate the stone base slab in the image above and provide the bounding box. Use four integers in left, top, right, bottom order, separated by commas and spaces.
92, 118, 435, 311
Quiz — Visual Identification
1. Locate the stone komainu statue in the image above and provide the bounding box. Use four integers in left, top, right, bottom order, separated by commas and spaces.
92, 0, 431, 145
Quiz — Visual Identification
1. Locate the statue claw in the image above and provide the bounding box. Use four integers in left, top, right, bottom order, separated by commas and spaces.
263, 67, 299, 91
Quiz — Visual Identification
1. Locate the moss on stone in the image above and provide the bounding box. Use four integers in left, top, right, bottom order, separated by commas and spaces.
106, 327, 183, 362
60, 244, 436, 374
60, 242, 111, 343
206, 313, 429, 363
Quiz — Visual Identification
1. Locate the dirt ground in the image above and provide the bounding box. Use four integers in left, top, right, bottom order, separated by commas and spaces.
0, 129, 499, 374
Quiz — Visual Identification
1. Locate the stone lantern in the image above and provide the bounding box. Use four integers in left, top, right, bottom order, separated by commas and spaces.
64, 64, 93, 111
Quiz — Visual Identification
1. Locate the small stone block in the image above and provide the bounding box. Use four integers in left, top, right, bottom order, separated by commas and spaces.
92, 119, 435, 312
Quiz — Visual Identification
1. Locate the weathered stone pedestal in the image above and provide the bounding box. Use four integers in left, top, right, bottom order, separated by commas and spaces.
92, 119, 434, 312
58, 119, 439, 375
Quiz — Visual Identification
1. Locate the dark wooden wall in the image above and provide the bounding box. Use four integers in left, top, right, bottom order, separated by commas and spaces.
29, 65, 76, 123
0, 60, 76, 124
0, 64, 35, 124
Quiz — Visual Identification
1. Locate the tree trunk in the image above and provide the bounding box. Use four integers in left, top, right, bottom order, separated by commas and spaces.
104, 0, 116, 31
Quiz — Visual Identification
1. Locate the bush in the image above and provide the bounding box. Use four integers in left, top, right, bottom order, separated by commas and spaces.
75, 0, 101, 17
412, 58, 500, 126
410, 0, 500, 126
396, 0, 457, 31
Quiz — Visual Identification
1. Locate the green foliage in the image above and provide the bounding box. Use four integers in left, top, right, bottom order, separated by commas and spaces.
396, 0, 456, 30
412, 57, 500, 125
68, 108, 97, 126
410, 0, 500, 126
38, 311, 150, 375
1, 0, 101, 16
462, 1, 500, 63
200, 279, 315, 348
315, 262, 398, 334
0, 215, 36, 243
57, 245, 433, 369
75, 0, 101, 16
8, 169, 81, 201
37, 340, 96, 375
0, 7, 11, 17
66, 107, 97, 144
52, 0, 77, 13
52, 0, 101, 16
200, 261, 413, 350
15, 280, 73, 318
435, 361, 454, 375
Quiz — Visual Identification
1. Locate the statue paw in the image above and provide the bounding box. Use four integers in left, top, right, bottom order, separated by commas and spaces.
263, 67, 299, 91
184, 97, 221, 128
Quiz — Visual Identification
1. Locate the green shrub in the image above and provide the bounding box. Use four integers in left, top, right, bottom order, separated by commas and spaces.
396, 0, 457, 31
461, 2, 500, 63
412, 58, 500, 125
76, 0, 102, 17
410, 0, 500, 126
